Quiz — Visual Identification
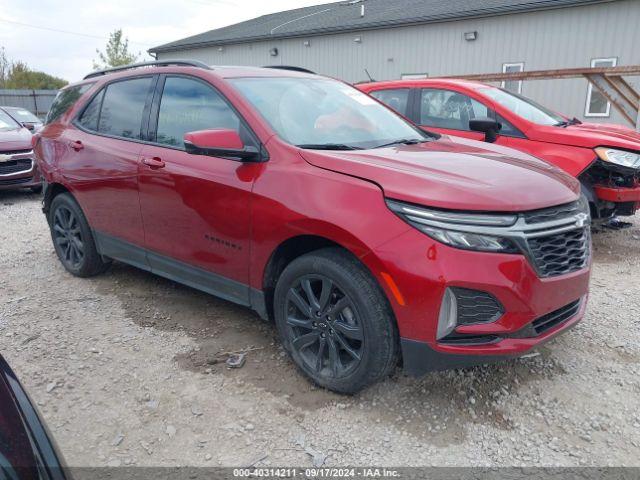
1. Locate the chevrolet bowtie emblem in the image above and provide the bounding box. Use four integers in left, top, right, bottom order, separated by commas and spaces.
0, 154, 12, 163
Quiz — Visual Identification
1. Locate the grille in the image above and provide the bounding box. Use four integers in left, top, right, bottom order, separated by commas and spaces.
528, 228, 590, 277
0, 176, 32, 185
0, 159, 32, 175
532, 299, 581, 335
451, 287, 504, 325
0, 149, 32, 155
523, 201, 580, 224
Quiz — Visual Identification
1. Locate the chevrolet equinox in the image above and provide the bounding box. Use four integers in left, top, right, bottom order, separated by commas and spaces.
34, 61, 591, 393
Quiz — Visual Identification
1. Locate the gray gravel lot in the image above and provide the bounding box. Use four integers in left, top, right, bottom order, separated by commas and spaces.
1, 191, 639, 467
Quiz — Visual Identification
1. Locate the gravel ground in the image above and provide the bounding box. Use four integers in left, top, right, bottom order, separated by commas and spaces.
1, 190, 639, 468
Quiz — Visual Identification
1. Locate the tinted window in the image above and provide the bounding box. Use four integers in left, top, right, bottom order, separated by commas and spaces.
420, 89, 489, 131
369, 89, 410, 116
78, 90, 104, 131
45, 84, 92, 125
98, 77, 153, 139
156, 77, 241, 147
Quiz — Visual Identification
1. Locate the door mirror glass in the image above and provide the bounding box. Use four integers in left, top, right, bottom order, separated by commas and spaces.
184, 129, 260, 161
469, 117, 502, 143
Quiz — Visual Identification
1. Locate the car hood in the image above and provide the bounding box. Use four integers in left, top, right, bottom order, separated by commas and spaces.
0, 127, 32, 151
528, 122, 640, 150
300, 135, 579, 212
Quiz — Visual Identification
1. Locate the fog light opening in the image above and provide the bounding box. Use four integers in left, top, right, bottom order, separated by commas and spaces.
437, 288, 458, 340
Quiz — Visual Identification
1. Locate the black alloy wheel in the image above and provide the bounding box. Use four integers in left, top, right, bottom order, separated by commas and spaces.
48, 193, 111, 277
274, 248, 398, 394
285, 274, 365, 378
52, 205, 84, 270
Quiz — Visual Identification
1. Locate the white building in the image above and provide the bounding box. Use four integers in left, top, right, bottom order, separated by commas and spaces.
150, 0, 640, 126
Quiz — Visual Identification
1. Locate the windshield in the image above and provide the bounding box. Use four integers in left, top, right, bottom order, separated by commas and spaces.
480, 87, 565, 126
6, 108, 40, 123
230, 77, 428, 149
0, 110, 20, 131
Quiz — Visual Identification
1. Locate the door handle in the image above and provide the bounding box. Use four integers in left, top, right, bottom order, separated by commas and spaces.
69, 140, 84, 151
142, 156, 165, 169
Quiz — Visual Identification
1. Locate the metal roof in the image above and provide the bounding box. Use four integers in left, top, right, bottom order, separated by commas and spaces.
150, 0, 613, 53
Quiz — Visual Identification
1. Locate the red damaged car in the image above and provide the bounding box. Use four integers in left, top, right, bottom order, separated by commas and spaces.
358, 79, 640, 224
34, 62, 590, 393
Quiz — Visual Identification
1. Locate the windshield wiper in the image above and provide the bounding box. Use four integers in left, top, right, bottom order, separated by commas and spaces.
373, 138, 429, 149
297, 143, 363, 150
555, 117, 582, 128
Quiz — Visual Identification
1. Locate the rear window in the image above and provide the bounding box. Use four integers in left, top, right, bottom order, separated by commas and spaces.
97, 77, 153, 139
45, 83, 93, 125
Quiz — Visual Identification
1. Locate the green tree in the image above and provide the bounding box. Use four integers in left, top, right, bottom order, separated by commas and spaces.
4, 62, 67, 89
0, 47, 67, 89
93, 29, 139, 70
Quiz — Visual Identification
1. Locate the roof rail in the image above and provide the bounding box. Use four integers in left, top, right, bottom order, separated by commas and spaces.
263, 65, 316, 74
83, 59, 212, 80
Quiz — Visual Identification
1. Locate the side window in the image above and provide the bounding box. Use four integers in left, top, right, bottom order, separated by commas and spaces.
155, 76, 241, 148
369, 89, 410, 116
98, 77, 153, 139
45, 84, 92, 125
77, 90, 104, 131
419, 89, 489, 131
496, 114, 525, 138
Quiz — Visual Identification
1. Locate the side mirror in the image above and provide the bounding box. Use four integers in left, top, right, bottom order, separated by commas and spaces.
184, 129, 262, 162
23, 123, 35, 131
469, 117, 502, 143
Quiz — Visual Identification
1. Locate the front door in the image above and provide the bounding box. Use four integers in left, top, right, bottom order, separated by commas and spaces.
138, 75, 261, 305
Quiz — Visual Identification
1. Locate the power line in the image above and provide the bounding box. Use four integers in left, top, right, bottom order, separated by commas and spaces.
0, 17, 153, 47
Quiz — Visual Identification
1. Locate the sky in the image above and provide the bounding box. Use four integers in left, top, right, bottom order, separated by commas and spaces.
0, 0, 325, 82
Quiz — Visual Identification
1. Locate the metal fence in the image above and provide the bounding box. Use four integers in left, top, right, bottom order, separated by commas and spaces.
0, 89, 59, 119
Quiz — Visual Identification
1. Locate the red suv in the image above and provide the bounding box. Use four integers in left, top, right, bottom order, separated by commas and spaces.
34, 62, 591, 393
358, 79, 640, 223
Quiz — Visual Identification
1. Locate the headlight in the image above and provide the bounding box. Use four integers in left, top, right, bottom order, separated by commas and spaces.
386, 199, 520, 253
595, 147, 640, 169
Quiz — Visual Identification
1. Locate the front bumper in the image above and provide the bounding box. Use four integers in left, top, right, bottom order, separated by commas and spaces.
0, 152, 41, 191
368, 227, 591, 376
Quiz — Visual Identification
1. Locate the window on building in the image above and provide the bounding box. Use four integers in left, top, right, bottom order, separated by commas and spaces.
98, 77, 153, 139
156, 77, 241, 147
369, 89, 410, 116
419, 88, 489, 131
501, 63, 524, 94
585, 57, 617, 117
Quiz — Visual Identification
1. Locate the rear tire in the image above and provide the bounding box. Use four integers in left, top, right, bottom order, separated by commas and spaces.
48, 193, 111, 277
274, 248, 398, 394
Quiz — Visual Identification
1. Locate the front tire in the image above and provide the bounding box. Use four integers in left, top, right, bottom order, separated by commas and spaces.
48, 193, 110, 277
274, 248, 398, 394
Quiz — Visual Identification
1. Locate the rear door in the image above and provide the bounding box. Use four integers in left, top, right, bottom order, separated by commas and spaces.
65, 75, 156, 264
137, 74, 260, 304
